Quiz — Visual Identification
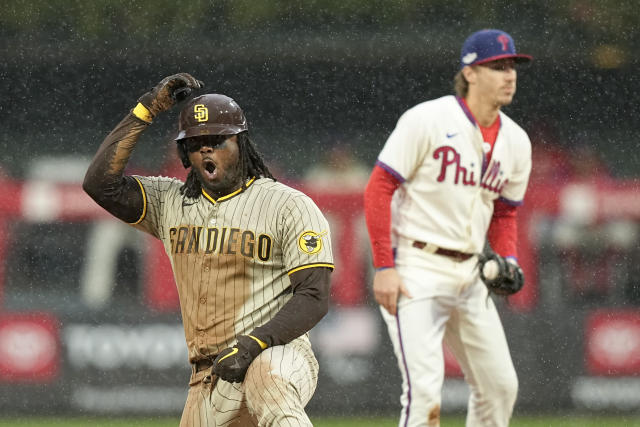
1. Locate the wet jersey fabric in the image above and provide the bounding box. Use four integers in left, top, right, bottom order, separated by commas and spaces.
377, 95, 531, 255
130, 176, 334, 362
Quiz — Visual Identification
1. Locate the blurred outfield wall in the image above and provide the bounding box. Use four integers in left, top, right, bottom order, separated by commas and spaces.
0, 174, 639, 416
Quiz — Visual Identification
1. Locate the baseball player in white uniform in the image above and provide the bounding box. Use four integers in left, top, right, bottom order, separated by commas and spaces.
83, 74, 334, 426
364, 29, 533, 426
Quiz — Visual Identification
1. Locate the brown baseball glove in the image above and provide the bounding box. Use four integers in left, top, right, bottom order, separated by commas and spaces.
138, 73, 204, 117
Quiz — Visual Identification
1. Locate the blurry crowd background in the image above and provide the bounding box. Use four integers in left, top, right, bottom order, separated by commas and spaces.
1, 0, 638, 182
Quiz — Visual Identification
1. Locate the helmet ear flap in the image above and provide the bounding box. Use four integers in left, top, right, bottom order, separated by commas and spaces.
177, 142, 191, 168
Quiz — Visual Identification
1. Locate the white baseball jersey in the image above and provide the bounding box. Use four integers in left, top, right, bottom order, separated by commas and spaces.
378, 95, 532, 254
128, 176, 334, 362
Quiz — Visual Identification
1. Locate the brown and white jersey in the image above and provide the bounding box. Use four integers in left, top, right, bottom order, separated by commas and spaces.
129, 176, 334, 362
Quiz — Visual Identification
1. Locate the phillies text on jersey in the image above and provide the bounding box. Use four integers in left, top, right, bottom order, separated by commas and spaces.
377, 95, 531, 254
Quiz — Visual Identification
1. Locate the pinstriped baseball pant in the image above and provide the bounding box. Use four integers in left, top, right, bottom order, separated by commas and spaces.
180, 335, 319, 427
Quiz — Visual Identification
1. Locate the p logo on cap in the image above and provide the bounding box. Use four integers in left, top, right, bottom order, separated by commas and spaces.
460, 29, 532, 69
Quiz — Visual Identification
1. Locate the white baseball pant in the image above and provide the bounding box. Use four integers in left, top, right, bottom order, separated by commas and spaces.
381, 242, 518, 427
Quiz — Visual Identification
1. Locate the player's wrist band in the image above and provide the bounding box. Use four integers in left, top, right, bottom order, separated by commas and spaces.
248, 335, 268, 350
132, 103, 153, 123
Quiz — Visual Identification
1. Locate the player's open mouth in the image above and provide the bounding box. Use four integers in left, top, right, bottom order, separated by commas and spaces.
203, 159, 218, 180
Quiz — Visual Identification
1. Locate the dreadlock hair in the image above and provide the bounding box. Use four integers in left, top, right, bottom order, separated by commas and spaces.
179, 131, 275, 199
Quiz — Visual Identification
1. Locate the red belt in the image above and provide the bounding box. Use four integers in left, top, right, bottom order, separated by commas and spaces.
412, 241, 474, 262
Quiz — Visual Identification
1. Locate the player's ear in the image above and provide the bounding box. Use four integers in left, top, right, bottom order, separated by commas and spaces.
461, 65, 476, 84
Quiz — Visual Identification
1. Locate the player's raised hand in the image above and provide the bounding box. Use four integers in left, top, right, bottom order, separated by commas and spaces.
137, 73, 204, 118
213, 335, 266, 383
373, 268, 412, 315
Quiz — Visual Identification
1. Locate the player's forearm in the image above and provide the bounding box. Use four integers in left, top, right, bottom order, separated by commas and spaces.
487, 199, 518, 259
83, 113, 148, 222
364, 165, 400, 268
250, 267, 331, 347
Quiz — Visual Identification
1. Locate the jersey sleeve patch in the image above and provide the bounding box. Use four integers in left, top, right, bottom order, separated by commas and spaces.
297, 230, 328, 255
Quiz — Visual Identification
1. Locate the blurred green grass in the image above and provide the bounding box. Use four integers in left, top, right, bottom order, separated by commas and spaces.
2, 416, 640, 427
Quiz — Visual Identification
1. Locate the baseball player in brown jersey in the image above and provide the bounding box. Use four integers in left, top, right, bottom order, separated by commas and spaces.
83, 73, 334, 426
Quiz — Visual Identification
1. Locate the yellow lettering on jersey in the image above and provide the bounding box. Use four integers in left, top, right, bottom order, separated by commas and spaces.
205, 228, 219, 253
257, 234, 272, 261
227, 228, 240, 254
169, 226, 272, 261
240, 230, 255, 257
174, 226, 189, 253
187, 226, 203, 254
218, 227, 228, 254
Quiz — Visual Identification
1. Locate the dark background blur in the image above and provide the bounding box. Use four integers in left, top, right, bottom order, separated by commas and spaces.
2, 0, 638, 179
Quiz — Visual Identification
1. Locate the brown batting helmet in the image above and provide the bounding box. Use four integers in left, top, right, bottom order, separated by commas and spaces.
175, 94, 248, 141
